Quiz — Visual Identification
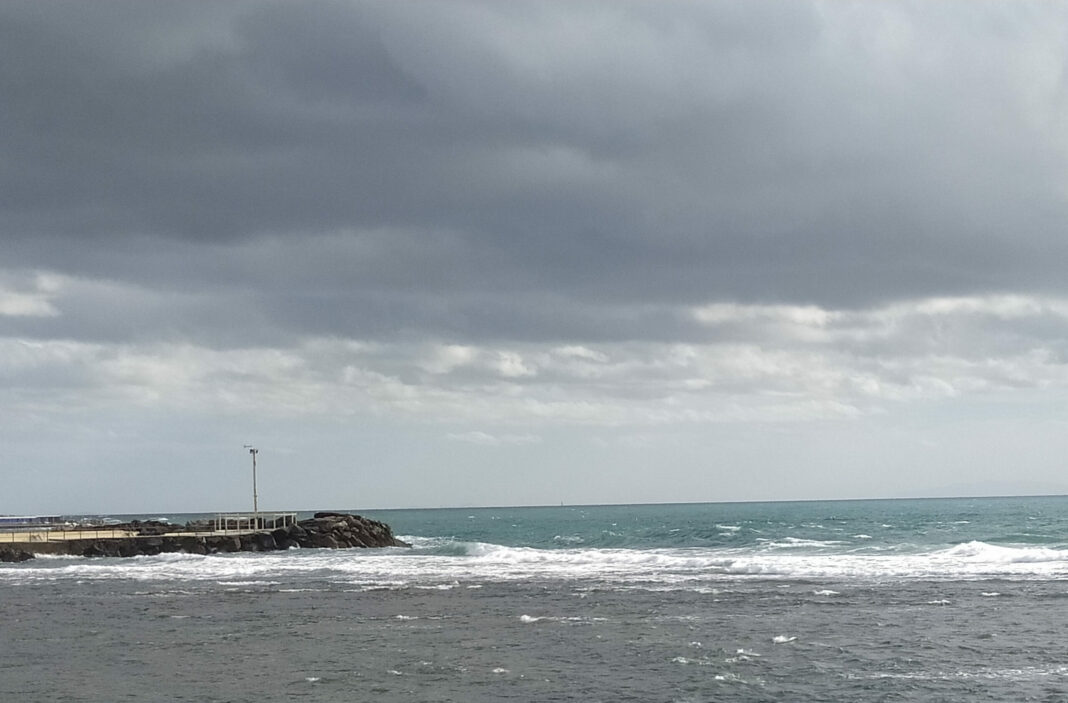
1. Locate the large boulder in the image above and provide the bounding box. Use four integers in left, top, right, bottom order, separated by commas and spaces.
206, 535, 242, 553
253, 533, 277, 551
0, 548, 34, 562
82, 540, 122, 558
118, 540, 142, 558
239, 534, 261, 552
309, 533, 341, 549
295, 513, 408, 548
179, 536, 208, 555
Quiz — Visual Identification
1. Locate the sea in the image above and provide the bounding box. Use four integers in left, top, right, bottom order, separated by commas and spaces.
4, 497, 1068, 702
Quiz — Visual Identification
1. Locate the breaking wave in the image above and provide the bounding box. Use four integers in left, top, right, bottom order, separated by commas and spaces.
5, 538, 1068, 590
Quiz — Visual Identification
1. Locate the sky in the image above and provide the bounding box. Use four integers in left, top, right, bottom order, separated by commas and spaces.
3, 1, 1068, 514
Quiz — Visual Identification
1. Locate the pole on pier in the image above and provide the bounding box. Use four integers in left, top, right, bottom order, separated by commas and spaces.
244, 445, 259, 529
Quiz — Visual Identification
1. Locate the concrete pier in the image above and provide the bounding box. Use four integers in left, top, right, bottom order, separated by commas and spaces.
0, 512, 408, 560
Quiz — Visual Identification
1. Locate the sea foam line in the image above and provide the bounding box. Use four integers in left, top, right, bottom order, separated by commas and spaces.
3, 539, 1068, 587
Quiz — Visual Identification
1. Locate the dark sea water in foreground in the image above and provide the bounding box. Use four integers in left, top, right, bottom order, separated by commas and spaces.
6, 497, 1068, 701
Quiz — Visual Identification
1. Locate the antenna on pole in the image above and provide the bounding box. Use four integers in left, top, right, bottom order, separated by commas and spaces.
243, 445, 259, 529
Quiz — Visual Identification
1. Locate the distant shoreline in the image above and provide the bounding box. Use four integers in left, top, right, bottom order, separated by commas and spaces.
8, 493, 1068, 523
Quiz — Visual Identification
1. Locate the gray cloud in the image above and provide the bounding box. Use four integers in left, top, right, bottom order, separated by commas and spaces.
4, 1, 1068, 509
3, 1, 1068, 327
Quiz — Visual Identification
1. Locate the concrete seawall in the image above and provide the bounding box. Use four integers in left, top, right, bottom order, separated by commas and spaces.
0, 512, 408, 561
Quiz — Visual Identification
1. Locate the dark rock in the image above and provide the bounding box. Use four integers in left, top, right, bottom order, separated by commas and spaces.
292, 513, 407, 548
208, 535, 242, 553
123, 521, 173, 536
81, 542, 104, 558
118, 540, 141, 558
32, 511, 406, 559
0, 548, 34, 562
307, 517, 341, 531
309, 533, 341, 549
254, 533, 277, 551
179, 536, 208, 555
83, 540, 121, 558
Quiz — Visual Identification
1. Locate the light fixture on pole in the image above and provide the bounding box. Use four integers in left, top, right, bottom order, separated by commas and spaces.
243, 445, 259, 529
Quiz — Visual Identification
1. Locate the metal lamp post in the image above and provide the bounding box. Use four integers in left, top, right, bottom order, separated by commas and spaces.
244, 445, 259, 529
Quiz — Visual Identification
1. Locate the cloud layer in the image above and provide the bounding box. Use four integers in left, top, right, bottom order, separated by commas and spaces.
3, 1, 1068, 510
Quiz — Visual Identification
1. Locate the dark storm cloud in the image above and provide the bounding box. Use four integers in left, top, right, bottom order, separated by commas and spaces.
3, 0, 1068, 348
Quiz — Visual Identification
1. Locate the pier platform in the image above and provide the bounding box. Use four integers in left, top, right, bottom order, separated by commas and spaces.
0, 511, 406, 559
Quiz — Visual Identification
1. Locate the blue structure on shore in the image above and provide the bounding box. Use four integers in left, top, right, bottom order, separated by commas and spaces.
0, 515, 65, 528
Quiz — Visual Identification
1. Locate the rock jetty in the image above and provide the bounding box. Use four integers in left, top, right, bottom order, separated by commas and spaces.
0, 547, 34, 563
2, 512, 408, 560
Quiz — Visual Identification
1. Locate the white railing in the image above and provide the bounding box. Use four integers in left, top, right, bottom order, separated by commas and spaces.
0, 527, 137, 543
211, 512, 297, 534
0, 513, 300, 543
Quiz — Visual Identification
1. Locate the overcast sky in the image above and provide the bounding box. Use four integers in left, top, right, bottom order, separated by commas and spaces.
3, 0, 1068, 514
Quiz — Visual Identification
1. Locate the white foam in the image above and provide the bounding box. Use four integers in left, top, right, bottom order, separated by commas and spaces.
772, 635, 796, 644
5, 537, 1068, 590
277, 587, 325, 593
726, 648, 762, 663
416, 581, 459, 590
850, 664, 1068, 682
941, 541, 1064, 564
757, 537, 846, 549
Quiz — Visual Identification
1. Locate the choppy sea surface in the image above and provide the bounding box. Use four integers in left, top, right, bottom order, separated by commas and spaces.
6, 497, 1068, 701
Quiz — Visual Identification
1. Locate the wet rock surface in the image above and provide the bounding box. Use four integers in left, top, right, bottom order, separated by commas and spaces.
8, 513, 409, 559
0, 547, 35, 562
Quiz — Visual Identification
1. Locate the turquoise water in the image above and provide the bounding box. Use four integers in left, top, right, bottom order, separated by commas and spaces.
372, 495, 1068, 552
92, 496, 1068, 582
8, 496, 1068, 701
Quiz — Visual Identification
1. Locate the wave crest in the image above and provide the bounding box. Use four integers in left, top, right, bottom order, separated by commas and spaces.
939, 540, 1068, 564
5, 537, 1068, 590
